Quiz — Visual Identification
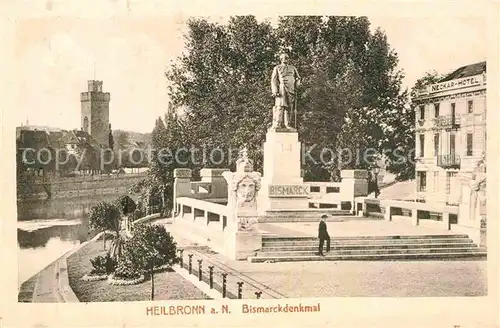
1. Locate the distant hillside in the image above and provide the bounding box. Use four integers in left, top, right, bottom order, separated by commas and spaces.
112, 129, 152, 148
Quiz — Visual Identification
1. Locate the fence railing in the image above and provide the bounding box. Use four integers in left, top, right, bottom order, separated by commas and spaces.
177, 249, 269, 299
437, 154, 461, 169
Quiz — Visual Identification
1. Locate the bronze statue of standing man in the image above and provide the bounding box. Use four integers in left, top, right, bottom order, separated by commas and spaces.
271, 53, 301, 129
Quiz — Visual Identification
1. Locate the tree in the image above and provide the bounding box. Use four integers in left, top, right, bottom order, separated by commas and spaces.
108, 123, 115, 150
88, 201, 121, 250
117, 195, 137, 216
123, 224, 177, 300
165, 16, 410, 182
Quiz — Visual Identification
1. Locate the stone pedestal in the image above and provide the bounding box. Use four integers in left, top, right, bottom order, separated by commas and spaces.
260, 129, 309, 212
173, 168, 192, 214
224, 230, 262, 260
200, 168, 230, 198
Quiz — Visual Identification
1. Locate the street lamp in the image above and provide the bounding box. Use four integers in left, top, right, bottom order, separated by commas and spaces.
372, 165, 381, 198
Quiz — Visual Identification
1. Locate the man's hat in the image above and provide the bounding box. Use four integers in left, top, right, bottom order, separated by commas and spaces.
321, 213, 328, 219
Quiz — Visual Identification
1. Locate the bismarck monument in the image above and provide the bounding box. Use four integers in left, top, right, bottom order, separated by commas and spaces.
259, 53, 310, 213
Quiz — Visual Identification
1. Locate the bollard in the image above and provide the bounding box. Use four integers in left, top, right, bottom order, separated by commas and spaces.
237, 282, 244, 299
255, 291, 262, 299
197, 259, 203, 281
188, 254, 193, 275
208, 266, 214, 289
222, 273, 228, 298
179, 249, 184, 268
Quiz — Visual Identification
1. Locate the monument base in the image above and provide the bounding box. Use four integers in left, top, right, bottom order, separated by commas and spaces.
224, 230, 262, 261
257, 178, 310, 214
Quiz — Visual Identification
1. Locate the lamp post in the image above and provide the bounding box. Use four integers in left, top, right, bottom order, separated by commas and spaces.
372, 165, 381, 198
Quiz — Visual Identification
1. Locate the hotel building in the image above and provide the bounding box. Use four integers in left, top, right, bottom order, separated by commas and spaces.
412, 61, 486, 205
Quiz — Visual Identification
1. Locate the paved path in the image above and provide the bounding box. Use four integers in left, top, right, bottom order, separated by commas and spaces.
260, 219, 458, 237
169, 230, 487, 297
30, 260, 63, 302
157, 218, 486, 298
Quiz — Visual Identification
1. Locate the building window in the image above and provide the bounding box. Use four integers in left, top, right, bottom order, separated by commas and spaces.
433, 171, 439, 192
434, 103, 440, 117
451, 103, 456, 120
446, 172, 457, 195
419, 134, 425, 157
417, 172, 427, 192
467, 100, 473, 113
467, 133, 473, 156
450, 133, 456, 155
419, 105, 425, 120
434, 133, 439, 157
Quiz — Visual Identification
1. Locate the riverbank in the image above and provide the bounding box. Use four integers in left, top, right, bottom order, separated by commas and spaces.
19, 228, 212, 302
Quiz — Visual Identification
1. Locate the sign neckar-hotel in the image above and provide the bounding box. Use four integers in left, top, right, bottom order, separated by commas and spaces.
268, 184, 310, 197
429, 74, 485, 94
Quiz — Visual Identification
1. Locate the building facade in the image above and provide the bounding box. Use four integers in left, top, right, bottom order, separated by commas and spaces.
412, 61, 486, 205
80, 80, 110, 147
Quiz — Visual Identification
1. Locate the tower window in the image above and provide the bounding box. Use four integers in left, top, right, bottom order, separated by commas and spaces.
83, 116, 89, 133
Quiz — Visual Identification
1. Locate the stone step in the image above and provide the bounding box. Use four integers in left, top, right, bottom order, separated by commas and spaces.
260, 243, 477, 252
259, 215, 353, 223
247, 251, 487, 263
263, 209, 350, 216
262, 234, 469, 242
255, 247, 483, 257
261, 238, 473, 247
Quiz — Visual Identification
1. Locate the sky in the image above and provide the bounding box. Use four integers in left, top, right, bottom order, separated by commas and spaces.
14, 15, 487, 133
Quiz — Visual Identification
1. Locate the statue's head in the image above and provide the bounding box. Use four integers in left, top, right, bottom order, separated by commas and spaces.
279, 53, 289, 64
233, 172, 261, 203
237, 177, 257, 202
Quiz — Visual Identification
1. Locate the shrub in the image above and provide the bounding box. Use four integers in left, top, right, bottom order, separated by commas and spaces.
89, 254, 116, 275
117, 195, 137, 216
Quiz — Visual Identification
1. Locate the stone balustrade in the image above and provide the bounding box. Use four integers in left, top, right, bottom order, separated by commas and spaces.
355, 196, 459, 230
175, 196, 229, 231
305, 170, 368, 212
173, 168, 229, 213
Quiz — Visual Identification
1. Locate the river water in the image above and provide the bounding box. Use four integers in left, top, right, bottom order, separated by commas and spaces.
17, 217, 92, 288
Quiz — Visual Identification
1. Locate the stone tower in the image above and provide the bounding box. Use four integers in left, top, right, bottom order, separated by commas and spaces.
80, 80, 110, 147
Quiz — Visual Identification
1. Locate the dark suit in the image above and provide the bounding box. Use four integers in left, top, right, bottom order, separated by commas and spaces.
318, 220, 330, 255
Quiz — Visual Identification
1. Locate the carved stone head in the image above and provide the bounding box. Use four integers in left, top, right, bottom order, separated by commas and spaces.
237, 176, 257, 203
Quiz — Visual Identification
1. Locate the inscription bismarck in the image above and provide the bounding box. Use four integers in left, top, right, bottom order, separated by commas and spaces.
268, 184, 310, 198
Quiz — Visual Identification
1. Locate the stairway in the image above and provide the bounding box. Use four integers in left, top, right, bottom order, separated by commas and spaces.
247, 234, 487, 262
259, 209, 352, 222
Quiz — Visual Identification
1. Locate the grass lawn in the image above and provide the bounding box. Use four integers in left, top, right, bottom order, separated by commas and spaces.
67, 236, 211, 302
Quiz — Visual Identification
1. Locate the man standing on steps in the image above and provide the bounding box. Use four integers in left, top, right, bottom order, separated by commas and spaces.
317, 214, 331, 256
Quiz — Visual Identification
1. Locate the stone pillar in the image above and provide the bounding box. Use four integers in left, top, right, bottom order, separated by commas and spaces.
442, 212, 450, 230
384, 205, 392, 221
411, 209, 419, 226
200, 168, 230, 199
173, 169, 192, 216
340, 170, 369, 214
222, 148, 263, 260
